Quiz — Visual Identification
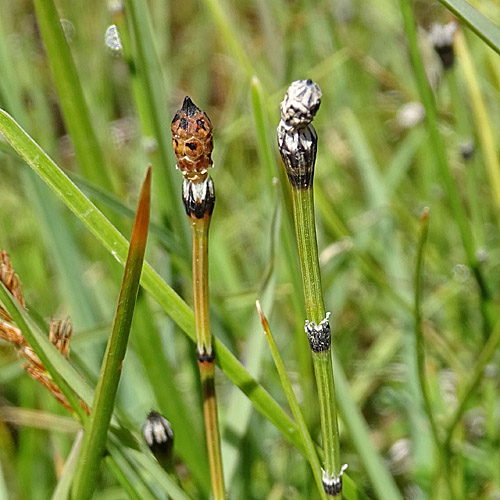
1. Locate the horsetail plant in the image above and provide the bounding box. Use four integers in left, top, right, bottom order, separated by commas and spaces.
278, 80, 346, 496
143, 410, 175, 471
171, 96, 226, 500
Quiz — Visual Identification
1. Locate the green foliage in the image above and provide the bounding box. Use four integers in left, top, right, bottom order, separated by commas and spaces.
0, 0, 499, 498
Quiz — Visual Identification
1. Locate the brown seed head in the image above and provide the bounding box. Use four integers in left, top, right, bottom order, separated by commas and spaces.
171, 96, 213, 181
0, 250, 26, 321
49, 317, 72, 358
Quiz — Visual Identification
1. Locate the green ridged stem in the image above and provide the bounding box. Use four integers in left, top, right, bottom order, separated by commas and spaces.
290, 185, 341, 488
190, 213, 226, 500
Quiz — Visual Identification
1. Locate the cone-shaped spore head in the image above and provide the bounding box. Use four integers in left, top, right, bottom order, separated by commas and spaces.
277, 79, 321, 189
171, 96, 213, 181
279, 79, 322, 129
143, 410, 174, 464
429, 22, 457, 70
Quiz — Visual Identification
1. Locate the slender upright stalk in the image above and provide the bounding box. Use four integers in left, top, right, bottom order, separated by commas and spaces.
72, 167, 151, 500
398, 0, 494, 338
413, 209, 440, 446
171, 97, 226, 500
278, 80, 344, 496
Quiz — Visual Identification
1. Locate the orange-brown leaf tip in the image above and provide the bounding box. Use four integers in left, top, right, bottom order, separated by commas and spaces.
130, 166, 151, 248
421, 206, 429, 223
255, 300, 269, 333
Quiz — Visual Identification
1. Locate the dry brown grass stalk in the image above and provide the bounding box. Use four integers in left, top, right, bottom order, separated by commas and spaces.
0, 249, 88, 414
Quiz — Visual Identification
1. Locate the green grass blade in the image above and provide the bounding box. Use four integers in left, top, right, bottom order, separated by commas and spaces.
103, 455, 147, 500
437, 0, 500, 55
332, 353, 403, 500
126, 446, 193, 500
455, 31, 500, 214
123, 0, 189, 247
398, 0, 495, 337
51, 431, 83, 500
413, 209, 441, 447
202, 0, 255, 78
32, 0, 114, 190
71, 167, 151, 500
0, 108, 307, 455
69, 171, 187, 264
257, 301, 327, 499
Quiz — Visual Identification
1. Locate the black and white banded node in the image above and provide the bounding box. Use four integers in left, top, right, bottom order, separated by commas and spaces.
143, 410, 174, 461
429, 22, 457, 70
322, 464, 348, 497
304, 312, 331, 353
182, 176, 216, 219
197, 343, 215, 364
277, 79, 322, 189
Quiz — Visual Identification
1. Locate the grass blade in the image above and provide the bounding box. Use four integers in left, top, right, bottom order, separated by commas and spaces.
398, 0, 495, 337
332, 352, 403, 500
257, 301, 327, 500
71, 167, 151, 499
32, 0, 114, 190
437, 0, 500, 55
123, 0, 189, 247
51, 431, 83, 500
454, 30, 500, 214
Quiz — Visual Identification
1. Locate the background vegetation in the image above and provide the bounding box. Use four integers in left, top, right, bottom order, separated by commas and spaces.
0, 0, 499, 498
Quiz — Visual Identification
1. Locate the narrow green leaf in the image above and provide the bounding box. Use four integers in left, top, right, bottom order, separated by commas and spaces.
398, 0, 495, 337
438, 0, 500, 55
52, 431, 83, 500
257, 301, 327, 499
414, 209, 441, 446
0, 277, 191, 500
32, 0, 114, 189
71, 167, 151, 500
126, 446, 194, 500
123, 0, 189, 247
332, 352, 403, 500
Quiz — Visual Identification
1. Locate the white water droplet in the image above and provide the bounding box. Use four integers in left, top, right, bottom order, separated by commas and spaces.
60, 19, 76, 43
111, 250, 120, 262
107, 0, 124, 15
452, 264, 469, 283
105, 25, 123, 55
